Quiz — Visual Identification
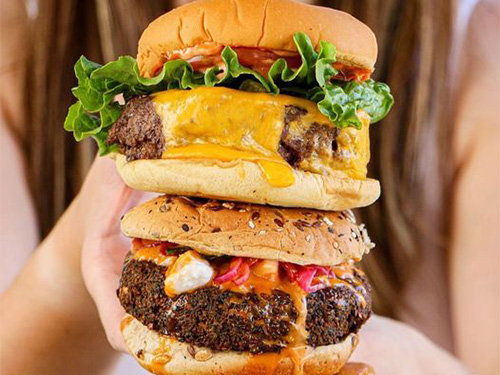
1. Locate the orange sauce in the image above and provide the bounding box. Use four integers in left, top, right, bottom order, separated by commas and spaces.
223, 266, 309, 375
220, 271, 280, 295
241, 280, 308, 375
133, 246, 169, 264
283, 284, 308, 375
120, 315, 134, 332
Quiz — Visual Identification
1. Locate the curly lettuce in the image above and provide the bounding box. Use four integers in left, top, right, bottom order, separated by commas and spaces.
64, 32, 393, 155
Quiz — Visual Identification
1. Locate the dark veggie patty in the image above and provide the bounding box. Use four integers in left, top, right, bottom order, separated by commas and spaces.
117, 255, 372, 353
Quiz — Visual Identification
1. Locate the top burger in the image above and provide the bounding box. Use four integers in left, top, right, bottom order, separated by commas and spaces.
64, 0, 393, 211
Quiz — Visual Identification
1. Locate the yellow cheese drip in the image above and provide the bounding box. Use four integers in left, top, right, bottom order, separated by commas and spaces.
162, 144, 295, 187
153, 87, 321, 153
152, 87, 371, 183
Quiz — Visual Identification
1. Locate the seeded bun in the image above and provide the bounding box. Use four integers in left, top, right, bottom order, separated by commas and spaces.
121, 195, 374, 266
137, 0, 377, 78
122, 315, 357, 375
114, 154, 381, 212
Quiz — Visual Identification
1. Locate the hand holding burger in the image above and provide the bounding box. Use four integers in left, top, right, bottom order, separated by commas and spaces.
63, 0, 393, 374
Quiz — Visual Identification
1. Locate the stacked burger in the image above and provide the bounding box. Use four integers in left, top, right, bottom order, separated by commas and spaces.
64, 1, 393, 374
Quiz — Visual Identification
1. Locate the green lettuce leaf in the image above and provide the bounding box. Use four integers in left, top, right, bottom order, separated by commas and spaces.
64, 33, 393, 155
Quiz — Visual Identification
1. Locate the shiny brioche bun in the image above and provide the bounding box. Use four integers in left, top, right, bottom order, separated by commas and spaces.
122, 315, 358, 375
113, 154, 381, 212
121, 195, 374, 266
137, 0, 377, 78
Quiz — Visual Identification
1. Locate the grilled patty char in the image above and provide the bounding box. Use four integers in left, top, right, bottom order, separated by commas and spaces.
107, 96, 164, 161
117, 255, 372, 353
279, 105, 340, 167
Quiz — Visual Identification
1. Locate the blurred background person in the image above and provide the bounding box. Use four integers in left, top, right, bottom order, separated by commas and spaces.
0, 0, 498, 374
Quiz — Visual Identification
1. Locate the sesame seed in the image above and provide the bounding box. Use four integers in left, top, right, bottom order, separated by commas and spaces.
248, 220, 256, 229
259, 230, 267, 235
306, 235, 312, 242
345, 209, 356, 223
182, 224, 189, 232
323, 217, 333, 226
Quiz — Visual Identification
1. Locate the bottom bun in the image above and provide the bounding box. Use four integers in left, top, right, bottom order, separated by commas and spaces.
113, 154, 380, 211
122, 315, 358, 375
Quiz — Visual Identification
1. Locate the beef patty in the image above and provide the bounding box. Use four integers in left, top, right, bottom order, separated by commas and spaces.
107, 96, 164, 161
107, 98, 340, 168
117, 255, 372, 353
279, 105, 340, 167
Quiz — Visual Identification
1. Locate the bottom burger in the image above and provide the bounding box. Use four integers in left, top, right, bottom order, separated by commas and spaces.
117, 196, 375, 375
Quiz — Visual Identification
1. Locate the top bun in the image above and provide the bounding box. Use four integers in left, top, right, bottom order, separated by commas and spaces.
138, 0, 377, 77
121, 195, 374, 266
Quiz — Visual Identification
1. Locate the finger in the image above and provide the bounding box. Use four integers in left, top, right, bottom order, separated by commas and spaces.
82, 235, 129, 352
79, 156, 155, 236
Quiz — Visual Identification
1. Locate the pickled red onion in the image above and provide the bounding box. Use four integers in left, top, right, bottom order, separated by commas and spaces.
214, 257, 243, 283
233, 263, 251, 285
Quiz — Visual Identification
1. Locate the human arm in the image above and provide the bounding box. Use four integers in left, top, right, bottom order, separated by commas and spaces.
351, 315, 471, 375
0, 157, 145, 375
450, 1, 500, 374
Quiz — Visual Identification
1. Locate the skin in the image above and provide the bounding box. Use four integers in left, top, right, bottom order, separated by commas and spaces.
0, 1, 496, 375
450, 1, 500, 374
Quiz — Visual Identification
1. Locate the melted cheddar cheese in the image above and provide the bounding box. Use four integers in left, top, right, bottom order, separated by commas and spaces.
161, 144, 295, 187
152, 87, 370, 186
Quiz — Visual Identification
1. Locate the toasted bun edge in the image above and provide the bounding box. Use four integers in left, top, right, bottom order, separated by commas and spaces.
122, 315, 357, 375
